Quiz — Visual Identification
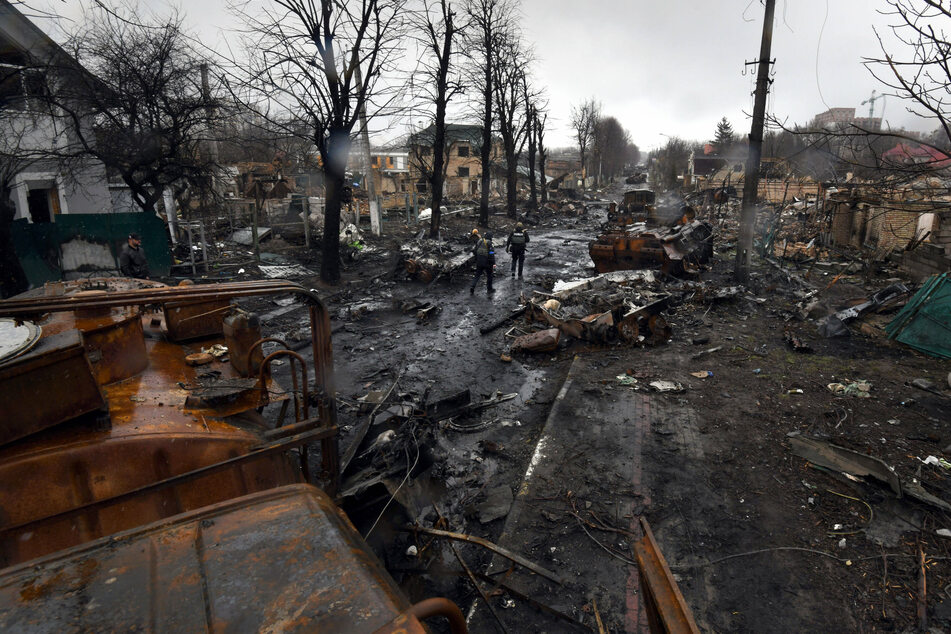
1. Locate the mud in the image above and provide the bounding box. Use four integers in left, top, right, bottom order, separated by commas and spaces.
222, 187, 950, 632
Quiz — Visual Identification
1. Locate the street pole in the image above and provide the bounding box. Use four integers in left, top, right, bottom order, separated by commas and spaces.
734, 0, 776, 283
354, 63, 381, 236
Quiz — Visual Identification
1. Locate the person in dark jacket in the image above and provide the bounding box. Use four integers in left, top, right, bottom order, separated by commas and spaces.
505, 222, 529, 278
469, 231, 495, 295
119, 233, 150, 279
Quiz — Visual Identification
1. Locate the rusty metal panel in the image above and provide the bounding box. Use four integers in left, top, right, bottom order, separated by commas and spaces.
78, 307, 148, 384
0, 329, 104, 447
163, 298, 230, 341
633, 518, 700, 634
0, 485, 415, 633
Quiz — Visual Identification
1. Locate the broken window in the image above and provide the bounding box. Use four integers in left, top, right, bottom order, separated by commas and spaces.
457, 145, 469, 157
457, 166, 470, 177
0, 66, 47, 111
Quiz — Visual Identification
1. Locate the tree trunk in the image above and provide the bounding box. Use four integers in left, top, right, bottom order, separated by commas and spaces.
539, 147, 548, 204
527, 125, 538, 209
429, 92, 448, 239
505, 148, 517, 218
322, 171, 343, 284
478, 60, 492, 227
579, 149, 586, 192
0, 191, 28, 298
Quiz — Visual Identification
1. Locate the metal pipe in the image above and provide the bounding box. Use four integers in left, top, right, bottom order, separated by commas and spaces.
258, 349, 309, 421
404, 598, 468, 634
245, 337, 290, 378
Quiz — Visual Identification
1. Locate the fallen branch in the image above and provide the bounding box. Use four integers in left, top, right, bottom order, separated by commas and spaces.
480, 306, 528, 335
450, 541, 508, 633
404, 526, 565, 586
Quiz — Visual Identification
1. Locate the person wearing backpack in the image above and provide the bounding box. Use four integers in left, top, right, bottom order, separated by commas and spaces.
505, 222, 529, 278
470, 231, 496, 295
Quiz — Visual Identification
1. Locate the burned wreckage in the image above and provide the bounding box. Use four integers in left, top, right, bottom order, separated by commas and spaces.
591, 190, 714, 276
0, 279, 466, 633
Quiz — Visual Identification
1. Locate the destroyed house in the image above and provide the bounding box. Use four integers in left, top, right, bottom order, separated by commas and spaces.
408, 123, 502, 198
0, 0, 113, 223
698, 157, 823, 204
369, 149, 412, 194
827, 184, 951, 280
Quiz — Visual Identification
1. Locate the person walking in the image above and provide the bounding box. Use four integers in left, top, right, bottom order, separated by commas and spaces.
119, 233, 150, 279
470, 231, 495, 295
505, 222, 529, 278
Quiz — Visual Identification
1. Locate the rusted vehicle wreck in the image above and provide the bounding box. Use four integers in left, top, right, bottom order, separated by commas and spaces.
0, 279, 465, 633
592, 192, 714, 276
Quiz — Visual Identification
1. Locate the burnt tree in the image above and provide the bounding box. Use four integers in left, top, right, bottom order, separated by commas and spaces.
492, 28, 530, 218
465, 0, 512, 226
239, 0, 405, 284
536, 108, 548, 204
414, 0, 464, 238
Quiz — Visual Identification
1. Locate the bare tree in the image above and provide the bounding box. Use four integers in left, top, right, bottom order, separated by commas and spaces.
525, 97, 538, 208
868, 1, 951, 151
492, 27, 531, 218
592, 116, 639, 182
51, 5, 221, 216
0, 115, 41, 297
570, 98, 600, 191
465, 0, 512, 226
413, 0, 464, 238
236, 0, 405, 284
650, 136, 698, 192
536, 107, 548, 204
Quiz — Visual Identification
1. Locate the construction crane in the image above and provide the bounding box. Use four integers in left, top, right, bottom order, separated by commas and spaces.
861, 90, 886, 119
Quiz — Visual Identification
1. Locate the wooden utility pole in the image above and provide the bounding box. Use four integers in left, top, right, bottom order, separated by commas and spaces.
734, 0, 776, 283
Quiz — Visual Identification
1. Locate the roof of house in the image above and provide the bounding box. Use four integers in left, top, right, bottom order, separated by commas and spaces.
882, 142, 951, 168
409, 123, 485, 147
0, 0, 77, 68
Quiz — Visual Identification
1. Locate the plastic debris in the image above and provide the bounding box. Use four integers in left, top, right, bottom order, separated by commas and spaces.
690, 371, 713, 378
649, 380, 685, 393
827, 380, 872, 398
920, 456, 951, 470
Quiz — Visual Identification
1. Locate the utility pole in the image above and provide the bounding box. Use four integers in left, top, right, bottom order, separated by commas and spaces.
734, 0, 776, 283
354, 63, 381, 236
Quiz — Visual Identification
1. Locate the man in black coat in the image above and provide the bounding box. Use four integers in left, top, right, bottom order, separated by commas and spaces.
505, 222, 529, 278
469, 231, 495, 295
119, 233, 150, 279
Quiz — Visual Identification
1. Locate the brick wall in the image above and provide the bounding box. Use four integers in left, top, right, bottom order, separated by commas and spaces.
876, 208, 920, 251
902, 243, 951, 280
830, 203, 853, 246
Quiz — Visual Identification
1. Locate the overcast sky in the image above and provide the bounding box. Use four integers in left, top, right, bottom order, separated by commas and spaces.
33, 0, 932, 151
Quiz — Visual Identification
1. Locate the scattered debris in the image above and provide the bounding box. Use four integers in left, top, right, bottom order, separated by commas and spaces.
258, 264, 315, 278
511, 328, 561, 353
827, 380, 872, 398
476, 486, 514, 524
649, 380, 685, 393
790, 436, 951, 513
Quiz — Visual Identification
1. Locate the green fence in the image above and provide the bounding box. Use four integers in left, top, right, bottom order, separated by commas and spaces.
11, 212, 171, 287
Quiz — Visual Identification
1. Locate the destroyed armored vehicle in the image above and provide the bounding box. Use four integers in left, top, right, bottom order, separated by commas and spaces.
0, 279, 465, 633
589, 220, 714, 276
608, 189, 656, 225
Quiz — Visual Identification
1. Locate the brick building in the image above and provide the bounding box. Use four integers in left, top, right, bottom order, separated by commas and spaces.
827, 186, 951, 279
407, 124, 502, 199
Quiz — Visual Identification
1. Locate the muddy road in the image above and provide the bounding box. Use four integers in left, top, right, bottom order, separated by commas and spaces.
235, 189, 951, 633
